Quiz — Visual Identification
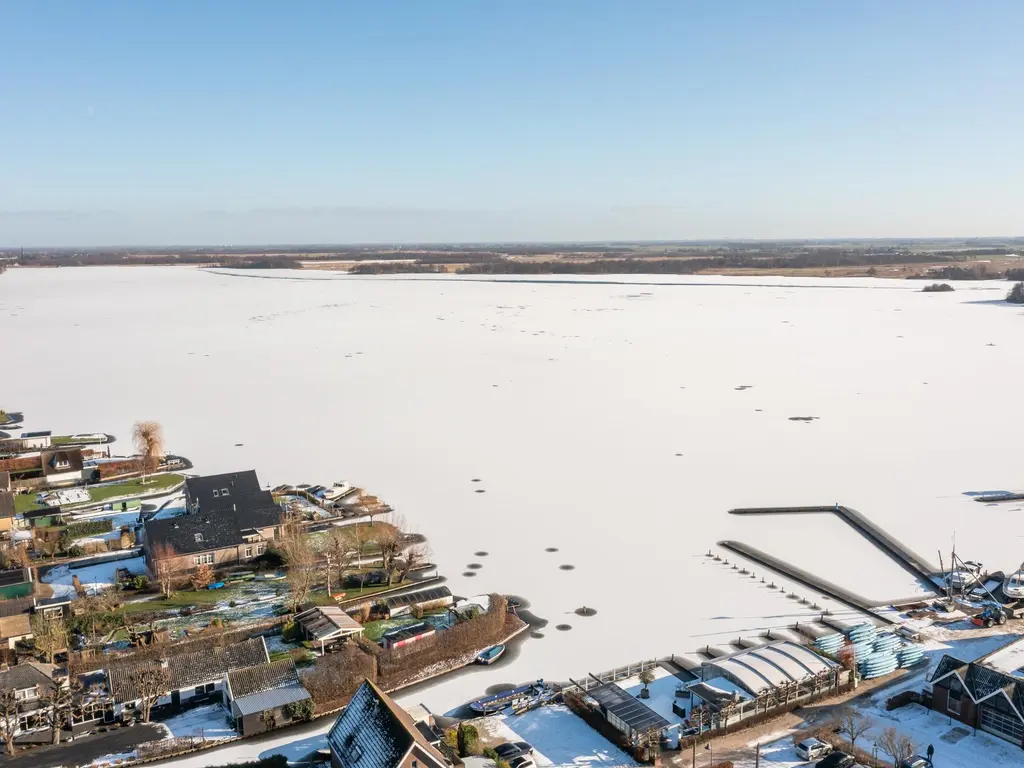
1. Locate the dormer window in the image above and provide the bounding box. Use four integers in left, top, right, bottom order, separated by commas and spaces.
195, 533, 203, 543
212, 489, 219, 498
221, 488, 230, 497
55, 459, 70, 469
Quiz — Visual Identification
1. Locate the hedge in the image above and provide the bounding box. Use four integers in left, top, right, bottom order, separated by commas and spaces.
65, 519, 114, 539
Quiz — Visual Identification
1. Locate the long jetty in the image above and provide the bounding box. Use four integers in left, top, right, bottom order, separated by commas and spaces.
728, 505, 942, 593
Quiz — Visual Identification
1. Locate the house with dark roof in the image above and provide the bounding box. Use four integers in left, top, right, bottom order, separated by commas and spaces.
327, 679, 459, 768
928, 637, 1024, 748
144, 471, 282, 574
40, 448, 85, 486
105, 636, 270, 716
0, 662, 60, 741
224, 659, 312, 736
185, 470, 264, 516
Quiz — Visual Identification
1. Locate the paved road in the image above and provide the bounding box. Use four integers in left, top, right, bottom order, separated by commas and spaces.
5, 724, 164, 768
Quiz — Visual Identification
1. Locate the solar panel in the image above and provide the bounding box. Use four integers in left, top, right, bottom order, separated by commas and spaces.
587, 681, 671, 732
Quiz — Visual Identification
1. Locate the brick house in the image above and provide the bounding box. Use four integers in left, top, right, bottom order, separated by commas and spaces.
928, 637, 1024, 748
143, 470, 282, 574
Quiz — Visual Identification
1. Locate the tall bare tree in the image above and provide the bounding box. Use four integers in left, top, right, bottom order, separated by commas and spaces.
835, 706, 871, 752
132, 420, 165, 484
324, 527, 355, 593
396, 544, 429, 584
878, 727, 914, 768
119, 665, 170, 723
373, 523, 403, 586
280, 530, 318, 612
149, 540, 178, 597
39, 684, 74, 745
31, 614, 68, 664
0, 688, 18, 755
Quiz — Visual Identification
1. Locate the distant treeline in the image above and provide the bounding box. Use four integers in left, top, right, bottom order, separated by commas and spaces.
348, 262, 447, 274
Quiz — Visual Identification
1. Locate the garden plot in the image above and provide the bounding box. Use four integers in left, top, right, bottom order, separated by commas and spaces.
43, 555, 148, 599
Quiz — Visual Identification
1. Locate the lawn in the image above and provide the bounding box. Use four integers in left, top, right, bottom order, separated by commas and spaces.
306, 521, 398, 554
12, 473, 185, 514
120, 587, 233, 614
362, 616, 422, 642
82, 473, 184, 503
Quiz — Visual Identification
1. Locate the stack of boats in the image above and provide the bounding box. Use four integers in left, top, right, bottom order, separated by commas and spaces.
814, 622, 924, 679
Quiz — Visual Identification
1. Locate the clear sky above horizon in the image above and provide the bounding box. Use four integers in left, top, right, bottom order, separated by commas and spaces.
2, 1, 1022, 246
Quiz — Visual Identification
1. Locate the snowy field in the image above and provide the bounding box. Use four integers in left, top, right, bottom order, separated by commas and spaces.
5, 267, 1024, 716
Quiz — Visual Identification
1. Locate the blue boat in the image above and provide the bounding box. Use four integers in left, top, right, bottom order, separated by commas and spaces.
208, 581, 226, 590
476, 644, 506, 665
469, 681, 545, 714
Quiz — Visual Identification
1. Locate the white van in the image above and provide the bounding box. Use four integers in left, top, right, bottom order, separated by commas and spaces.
796, 737, 833, 761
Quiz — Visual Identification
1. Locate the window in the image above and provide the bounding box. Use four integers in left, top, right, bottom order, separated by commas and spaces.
256, 543, 266, 555
947, 681, 961, 715
15, 686, 38, 701
212, 489, 219, 498
195, 533, 203, 543
221, 488, 230, 497
193, 553, 214, 566
244, 546, 253, 558
55, 459, 70, 469
195, 686, 205, 696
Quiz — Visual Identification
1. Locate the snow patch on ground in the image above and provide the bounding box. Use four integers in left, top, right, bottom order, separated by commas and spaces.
159, 703, 238, 741
42, 555, 148, 599
81, 751, 138, 768
501, 704, 638, 767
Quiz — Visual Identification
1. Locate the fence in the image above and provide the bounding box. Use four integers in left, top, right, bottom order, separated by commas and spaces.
565, 657, 666, 692
137, 734, 239, 761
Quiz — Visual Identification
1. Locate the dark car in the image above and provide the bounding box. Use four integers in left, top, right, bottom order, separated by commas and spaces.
494, 744, 522, 760
816, 753, 855, 768
508, 757, 535, 768
513, 742, 533, 755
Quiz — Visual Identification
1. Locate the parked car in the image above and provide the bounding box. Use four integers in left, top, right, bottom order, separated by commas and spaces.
796, 738, 833, 761
508, 757, 535, 768
900, 756, 930, 768
494, 744, 523, 760
816, 752, 855, 768
513, 742, 533, 755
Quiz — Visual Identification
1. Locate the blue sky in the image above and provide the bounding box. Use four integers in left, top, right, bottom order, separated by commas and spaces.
1, 1, 1022, 245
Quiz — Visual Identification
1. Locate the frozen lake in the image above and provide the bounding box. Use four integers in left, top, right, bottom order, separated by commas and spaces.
3, 266, 1023, 711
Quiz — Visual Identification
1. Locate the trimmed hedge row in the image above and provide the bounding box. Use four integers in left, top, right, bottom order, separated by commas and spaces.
65, 519, 114, 538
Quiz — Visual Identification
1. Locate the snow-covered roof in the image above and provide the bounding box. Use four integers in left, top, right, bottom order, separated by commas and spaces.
703, 641, 837, 696
980, 636, 1024, 679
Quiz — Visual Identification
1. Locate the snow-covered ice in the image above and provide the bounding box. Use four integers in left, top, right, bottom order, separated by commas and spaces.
6, 267, 1024, 715
42, 555, 149, 599
159, 703, 238, 741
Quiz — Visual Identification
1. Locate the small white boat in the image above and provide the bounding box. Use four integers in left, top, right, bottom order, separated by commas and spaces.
476, 644, 506, 665
1003, 567, 1024, 600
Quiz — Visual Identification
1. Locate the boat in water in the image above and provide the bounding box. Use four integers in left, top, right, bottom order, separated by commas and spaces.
476, 644, 505, 665
1003, 565, 1024, 600
469, 681, 546, 715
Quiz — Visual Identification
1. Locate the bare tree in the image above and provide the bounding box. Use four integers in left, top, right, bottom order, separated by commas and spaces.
279, 530, 318, 612
39, 684, 74, 745
0, 688, 18, 755
835, 706, 871, 752
132, 421, 165, 483
878, 727, 914, 768
31, 614, 68, 664
347, 524, 367, 568
324, 527, 354, 593
149, 540, 178, 597
121, 665, 171, 723
396, 544, 429, 584
374, 523, 403, 586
